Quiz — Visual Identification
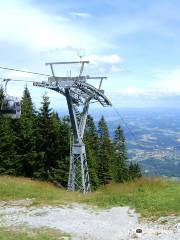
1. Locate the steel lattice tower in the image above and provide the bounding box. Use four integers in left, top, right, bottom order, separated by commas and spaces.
33, 60, 111, 193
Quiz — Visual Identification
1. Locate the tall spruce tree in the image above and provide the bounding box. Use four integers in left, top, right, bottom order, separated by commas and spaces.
129, 161, 142, 179
36, 93, 53, 179
84, 115, 99, 189
97, 116, 114, 184
47, 113, 70, 187
113, 125, 129, 182
56, 116, 70, 186
0, 118, 18, 175
16, 86, 38, 177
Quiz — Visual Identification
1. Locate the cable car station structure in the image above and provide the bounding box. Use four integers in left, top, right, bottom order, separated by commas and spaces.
0, 60, 112, 193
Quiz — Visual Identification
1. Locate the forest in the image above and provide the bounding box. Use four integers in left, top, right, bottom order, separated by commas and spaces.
0, 87, 141, 189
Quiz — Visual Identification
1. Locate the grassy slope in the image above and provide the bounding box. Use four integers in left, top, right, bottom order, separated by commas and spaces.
0, 176, 179, 217
0, 227, 70, 240
0, 175, 82, 205
84, 178, 180, 217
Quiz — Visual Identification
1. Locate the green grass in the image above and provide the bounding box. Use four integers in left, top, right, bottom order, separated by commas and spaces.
83, 177, 180, 217
0, 175, 180, 217
0, 227, 70, 240
0, 175, 81, 205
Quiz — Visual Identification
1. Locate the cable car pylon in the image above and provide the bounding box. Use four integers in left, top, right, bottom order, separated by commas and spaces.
33, 59, 111, 193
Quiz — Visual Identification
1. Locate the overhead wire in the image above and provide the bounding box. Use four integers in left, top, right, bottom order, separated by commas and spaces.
0, 78, 35, 83
111, 105, 169, 176
0, 66, 51, 77
0, 65, 51, 86
112, 105, 138, 141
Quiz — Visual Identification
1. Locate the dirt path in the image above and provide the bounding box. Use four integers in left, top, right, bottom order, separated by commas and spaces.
0, 201, 179, 240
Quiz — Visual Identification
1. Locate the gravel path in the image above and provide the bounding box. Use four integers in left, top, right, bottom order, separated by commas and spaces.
0, 200, 179, 240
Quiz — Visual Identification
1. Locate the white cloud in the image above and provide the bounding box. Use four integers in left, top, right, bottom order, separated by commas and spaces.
152, 69, 180, 92
98, 67, 106, 73
111, 66, 127, 73
71, 12, 92, 18
110, 87, 152, 96
84, 54, 124, 65
6, 70, 33, 79
110, 86, 180, 97
107, 85, 180, 108
54, 16, 70, 23
109, 68, 180, 99
0, 1, 107, 52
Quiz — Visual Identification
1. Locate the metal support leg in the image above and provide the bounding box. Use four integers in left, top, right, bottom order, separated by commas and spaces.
68, 144, 90, 193
65, 88, 91, 193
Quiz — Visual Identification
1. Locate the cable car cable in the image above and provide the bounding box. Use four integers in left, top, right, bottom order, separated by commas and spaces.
0, 77, 40, 83
112, 105, 138, 141
112, 105, 162, 175
0, 66, 51, 77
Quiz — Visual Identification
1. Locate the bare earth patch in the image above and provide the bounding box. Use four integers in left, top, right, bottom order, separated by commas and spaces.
0, 200, 179, 240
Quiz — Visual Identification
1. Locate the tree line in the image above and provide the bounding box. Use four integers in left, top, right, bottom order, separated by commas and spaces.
0, 87, 141, 189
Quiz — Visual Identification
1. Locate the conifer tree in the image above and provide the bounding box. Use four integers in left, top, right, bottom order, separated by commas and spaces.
0, 118, 18, 175
113, 125, 129, 182
0, 87, 18, 175
97, 116, 114, 184
84, 115, 99, 189
49, 115, 70, 187
129, 162, 142, 179
36, 93, 53, 179
16, 86, 38, 177
135, 162, 142, 178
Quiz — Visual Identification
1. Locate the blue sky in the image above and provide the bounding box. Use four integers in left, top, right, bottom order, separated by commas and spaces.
1, 0, 180, 108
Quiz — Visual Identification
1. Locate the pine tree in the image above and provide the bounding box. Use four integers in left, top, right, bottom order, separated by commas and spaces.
56, 116, 70, 186
0, 118, 18, 175
47, 112, 61, 179
15, 86, 39, 177
47, 113, 70, 187
97, 116, 114, 184
129, 162, 142, 179
36, 93, 53, 179
134, 162, 142, 178
113, 125, 129, 182
84, 115, 99, 189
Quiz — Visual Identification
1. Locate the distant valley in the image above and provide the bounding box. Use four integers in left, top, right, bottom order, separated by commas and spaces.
91, 108, 180, 178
